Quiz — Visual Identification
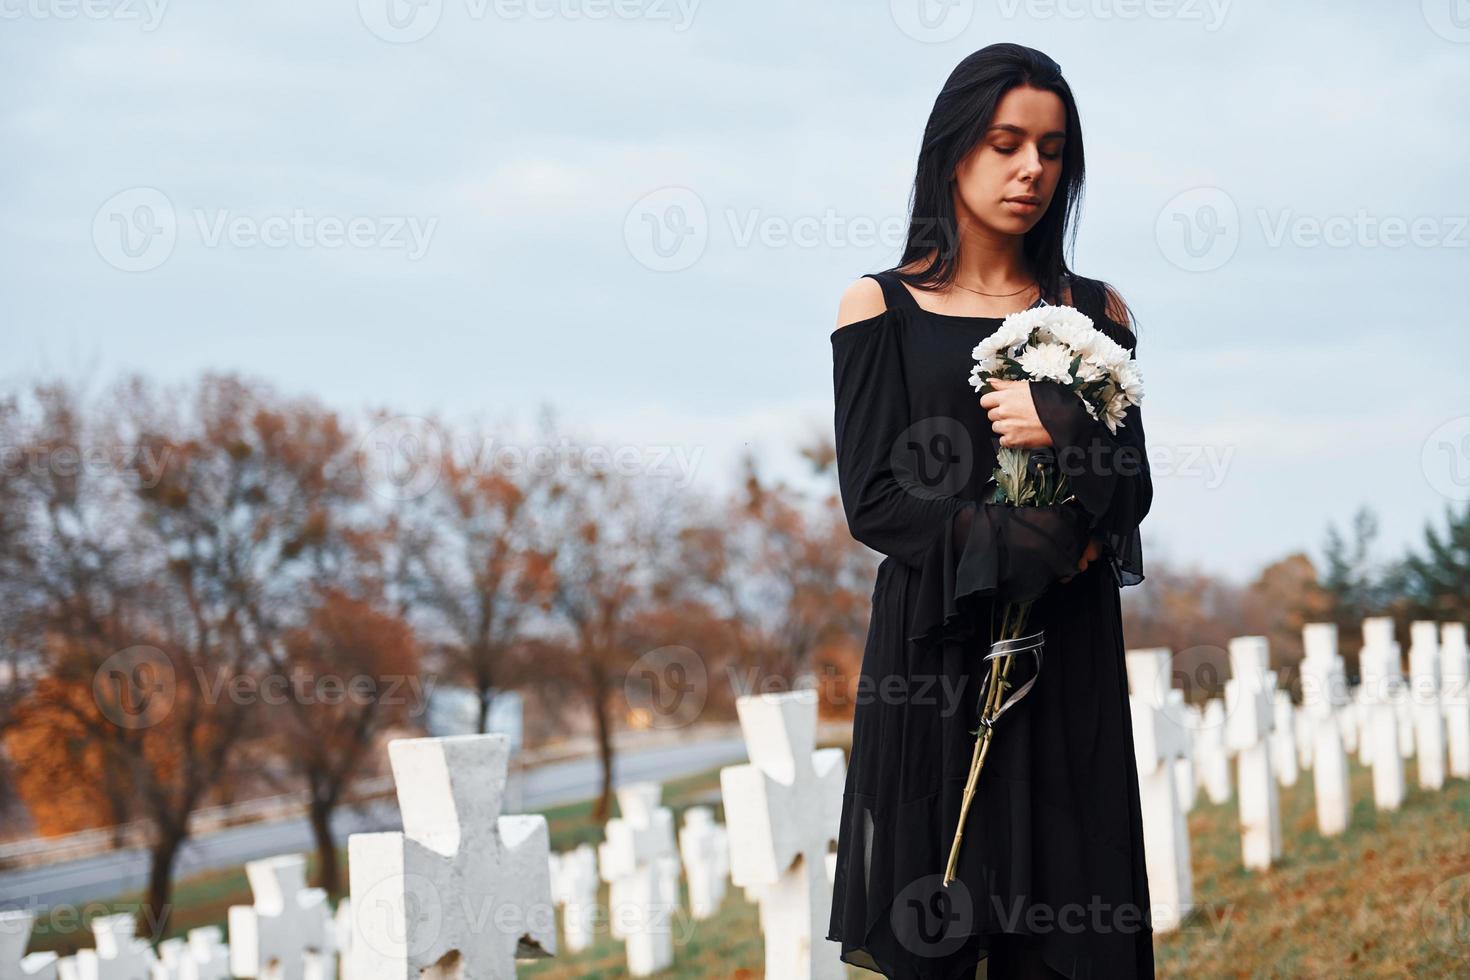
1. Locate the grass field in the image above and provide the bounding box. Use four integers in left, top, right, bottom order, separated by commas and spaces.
24, 749, 1470, 977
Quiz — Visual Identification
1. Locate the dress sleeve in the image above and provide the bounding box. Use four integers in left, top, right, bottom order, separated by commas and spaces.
1028, 334, 1152, 589
831, 308, 1093, 652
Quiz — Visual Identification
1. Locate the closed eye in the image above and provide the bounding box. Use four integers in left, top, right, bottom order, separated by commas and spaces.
995, 146, 1061, 160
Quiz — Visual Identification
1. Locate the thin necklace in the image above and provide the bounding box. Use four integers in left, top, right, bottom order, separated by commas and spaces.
952, 278, 1036, 298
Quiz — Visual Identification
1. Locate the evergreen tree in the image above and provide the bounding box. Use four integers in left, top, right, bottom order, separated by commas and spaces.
1398, 500, 1470, 623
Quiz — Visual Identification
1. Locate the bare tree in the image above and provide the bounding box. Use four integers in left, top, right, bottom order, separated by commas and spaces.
539, 446, 680, 822
215, 390, 420, 899
391, 415, 553, 736
681, 451, 869, 693
6, 376, 261, 939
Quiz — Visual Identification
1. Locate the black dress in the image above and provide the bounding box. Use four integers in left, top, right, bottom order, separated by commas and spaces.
826, 269, 1155, 979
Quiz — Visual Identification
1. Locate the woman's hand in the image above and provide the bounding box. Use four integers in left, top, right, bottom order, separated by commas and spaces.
1061, 535, 1104, 582
979, 379, 1054, 449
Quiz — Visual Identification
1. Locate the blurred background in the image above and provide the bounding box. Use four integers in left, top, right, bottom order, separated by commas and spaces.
2, 1, 1468, 976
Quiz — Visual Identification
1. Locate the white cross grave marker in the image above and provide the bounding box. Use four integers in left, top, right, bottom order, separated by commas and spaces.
58, 913, 157, 980
1441, 622, 1470, 779
1358, 617, 1407, 811
347, 734, 555, 980
1225, 636, 1281, 870
152, 926, 230, 980
1271, 691, 1300, 788
548, 844, 599, 954
1170, 692, 1198, 814
1301, 623, 1351, 836
678, 806, 729, 921
720, 690, 846, 980
1195, 698, 1232, 805
596, 781, 680, 976
0, 910, 58, 980
1409, 620, 1447, 790
228, 855, 334, 980
1125, 649, 1193, 932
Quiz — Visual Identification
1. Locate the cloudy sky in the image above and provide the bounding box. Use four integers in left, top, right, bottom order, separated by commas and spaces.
3, 0, 1467, 582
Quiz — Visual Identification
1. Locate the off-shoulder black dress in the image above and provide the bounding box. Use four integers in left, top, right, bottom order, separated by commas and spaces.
826, 269, 1155, 979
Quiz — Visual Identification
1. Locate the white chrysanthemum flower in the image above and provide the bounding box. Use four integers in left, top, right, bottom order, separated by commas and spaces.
1114, 360, 1145, 401
1074, 359, 1107, 384
1033, 307, 1094, 347
1101, 394, 1129, 433
994, 316, 1035, 350
1090, 334, 1132, 370
1016, 342, 1075, 384
973, 321, 1035, 365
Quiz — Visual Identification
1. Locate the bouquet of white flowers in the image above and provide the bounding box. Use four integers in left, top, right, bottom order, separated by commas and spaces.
942, 303, 1146, 887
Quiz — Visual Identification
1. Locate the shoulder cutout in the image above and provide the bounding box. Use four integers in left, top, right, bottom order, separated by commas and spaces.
834, 275, 887, 331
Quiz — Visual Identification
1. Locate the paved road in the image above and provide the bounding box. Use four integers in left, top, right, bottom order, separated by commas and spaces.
0, 736, 752, 910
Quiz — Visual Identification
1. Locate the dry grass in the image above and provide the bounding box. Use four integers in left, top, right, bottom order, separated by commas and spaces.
1155, 754, 1470, 978
529, 753, 1470, 978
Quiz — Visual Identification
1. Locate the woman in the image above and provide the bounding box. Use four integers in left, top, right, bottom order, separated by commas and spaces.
826, 44, 1155, 979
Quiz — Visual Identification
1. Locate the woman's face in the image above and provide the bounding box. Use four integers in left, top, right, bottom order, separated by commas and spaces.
952, 84, 1067, 236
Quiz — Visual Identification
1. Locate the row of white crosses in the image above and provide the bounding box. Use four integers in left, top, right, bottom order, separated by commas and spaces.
5, 695, 826, 980
544, 801, 730, 967
596, 782, 680, 975
531, 688, 841, 980
1127, 617, 1470, 928
3, 737, 552, 980
2, 854, 341, 980
343, 731, 743, 980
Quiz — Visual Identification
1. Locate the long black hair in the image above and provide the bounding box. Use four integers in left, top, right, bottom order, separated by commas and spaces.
887, 42, 1134, 335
